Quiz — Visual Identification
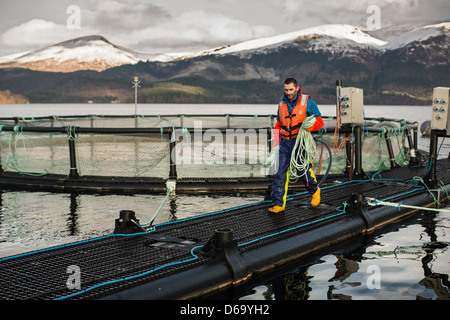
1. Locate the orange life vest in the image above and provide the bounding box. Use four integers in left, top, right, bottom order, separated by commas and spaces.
278, 94, 309, 140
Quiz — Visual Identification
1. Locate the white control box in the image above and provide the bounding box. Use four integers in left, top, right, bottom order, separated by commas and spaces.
338, 87, 364, 126
430, 87, 450, 134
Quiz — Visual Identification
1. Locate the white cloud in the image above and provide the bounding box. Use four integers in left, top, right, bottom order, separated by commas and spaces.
2, 19, 64, 47
1, 18, 94, 49
80, 1, 276, 53
1, 0, 447, 56
0, 2, 275, 55
82, 0, 171, 31
276, 0, 449, 28
119, 10, 275, 53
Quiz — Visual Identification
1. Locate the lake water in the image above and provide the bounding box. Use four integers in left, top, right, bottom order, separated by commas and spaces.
0, 103, 449, 300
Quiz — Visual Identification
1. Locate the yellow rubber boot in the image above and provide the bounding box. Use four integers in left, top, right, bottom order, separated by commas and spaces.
268, 206, 285, 213
311, 188, 321, 208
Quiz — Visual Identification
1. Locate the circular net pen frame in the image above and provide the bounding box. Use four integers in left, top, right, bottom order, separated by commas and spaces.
0, 114, 419, 194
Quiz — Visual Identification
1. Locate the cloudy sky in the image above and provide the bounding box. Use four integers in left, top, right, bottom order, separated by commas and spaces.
0, 0, 449, 56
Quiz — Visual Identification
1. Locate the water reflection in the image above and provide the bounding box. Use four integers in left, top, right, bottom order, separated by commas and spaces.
326, 254, 361, 300
168, 196, 178, 223
421, 244, 450, 299
66, 193, 80, 236
0, 190, 261, 258
265, 266, 313, 300
61, 193, 179, 235
231, 210, 449, 300
419, 211, 450, 300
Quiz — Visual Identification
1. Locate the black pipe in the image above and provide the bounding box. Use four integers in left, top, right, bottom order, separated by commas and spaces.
384, 131, 399, 169
67, 127, 79, 178
405, 128, 418, 166
0, 124, 403, 135
168, 127, 177, 179
425, 129, 448, 187
0, 115, 420, 132
99, 183, 450, 300
352, 125, 367, 179
413, 127, 418, 149
344, 131, 352, 175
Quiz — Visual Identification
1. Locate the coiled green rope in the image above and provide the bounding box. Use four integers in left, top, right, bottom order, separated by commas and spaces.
264, 116, 317, 181
288, 116, 317, 183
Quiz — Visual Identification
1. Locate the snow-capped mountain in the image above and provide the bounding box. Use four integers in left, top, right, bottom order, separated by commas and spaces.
0, 22, 448, 105
380, 22, 449, 65
383, 22, 449, 49
0, 23, 447, 73
186, 24, 387, 59
187, 22, 449, 62
0, 35, 143, 72
0, 35, 184, 72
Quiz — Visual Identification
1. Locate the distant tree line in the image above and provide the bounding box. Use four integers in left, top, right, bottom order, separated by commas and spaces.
0, 90, 29, 104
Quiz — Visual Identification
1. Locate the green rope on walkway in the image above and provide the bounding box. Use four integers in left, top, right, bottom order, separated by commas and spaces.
413, 176, 440, 205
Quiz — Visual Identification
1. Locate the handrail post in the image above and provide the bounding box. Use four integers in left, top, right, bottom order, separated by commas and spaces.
344, 131, 352, 175
424, 129, 450, 188
405, 128, 418, 166
168, 127, 177, 180
425, 129, 440, 187
384, 130, 399, 169
67, 127, 79, 178
352, 125, 367, 179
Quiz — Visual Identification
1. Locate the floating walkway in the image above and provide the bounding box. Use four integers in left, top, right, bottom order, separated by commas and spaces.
1, 157, 449, 300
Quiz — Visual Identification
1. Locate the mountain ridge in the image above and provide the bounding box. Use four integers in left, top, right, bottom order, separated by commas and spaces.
1, 22, 448, 72
0, 35, 143, 72
0, 22, 448, 104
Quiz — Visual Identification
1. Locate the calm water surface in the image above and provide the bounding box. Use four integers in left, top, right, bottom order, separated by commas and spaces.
0, 103, 448, 300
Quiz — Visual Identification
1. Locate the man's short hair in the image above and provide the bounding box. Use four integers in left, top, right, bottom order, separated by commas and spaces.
284, 78, 298, 87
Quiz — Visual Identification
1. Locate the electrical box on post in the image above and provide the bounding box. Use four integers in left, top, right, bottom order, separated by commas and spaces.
338, 87, 364, 127
430, 87, 450, 134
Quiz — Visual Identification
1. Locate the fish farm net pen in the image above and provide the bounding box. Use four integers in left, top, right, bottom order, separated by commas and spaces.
0, 114, 418, 191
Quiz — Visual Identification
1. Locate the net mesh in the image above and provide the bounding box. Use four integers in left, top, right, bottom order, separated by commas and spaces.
0, 115, 413, 180
0, 131, 70, 176
76, 133, 170, 178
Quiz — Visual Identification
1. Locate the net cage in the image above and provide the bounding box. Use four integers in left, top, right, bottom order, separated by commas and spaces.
0, 114, 419, 190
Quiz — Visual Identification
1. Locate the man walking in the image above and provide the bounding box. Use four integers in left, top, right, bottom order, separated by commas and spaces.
268, 78, 324, 213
